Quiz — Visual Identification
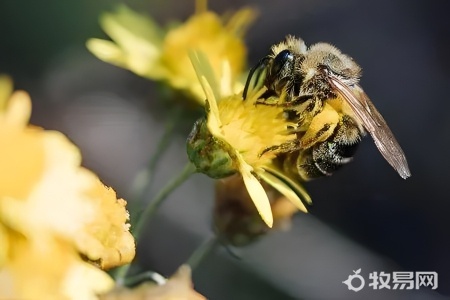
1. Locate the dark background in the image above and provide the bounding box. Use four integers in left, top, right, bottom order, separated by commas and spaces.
1, 0, 449, 299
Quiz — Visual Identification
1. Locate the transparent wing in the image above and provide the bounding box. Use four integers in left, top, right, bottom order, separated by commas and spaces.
327, 73, 411, 179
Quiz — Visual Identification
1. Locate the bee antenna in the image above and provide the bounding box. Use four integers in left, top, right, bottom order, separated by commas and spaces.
243, 56, 270, 100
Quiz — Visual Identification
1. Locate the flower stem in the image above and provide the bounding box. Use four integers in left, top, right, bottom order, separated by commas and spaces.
115, 162, 197, 284
186, 236, 218, 271
129, 107, 182, 215
133, 162, 196, 239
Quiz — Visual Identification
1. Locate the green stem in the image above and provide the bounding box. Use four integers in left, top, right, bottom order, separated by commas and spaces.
129, 107, 182, 214
115, 162, 197, 284
133, 162, 196, 239
115, 263, 131, 286
186, 236, 218, 271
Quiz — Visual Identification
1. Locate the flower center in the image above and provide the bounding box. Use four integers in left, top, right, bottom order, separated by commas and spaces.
216, 94, 295, 169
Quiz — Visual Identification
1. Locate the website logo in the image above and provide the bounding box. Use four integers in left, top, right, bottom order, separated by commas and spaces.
343, 269, 438, 292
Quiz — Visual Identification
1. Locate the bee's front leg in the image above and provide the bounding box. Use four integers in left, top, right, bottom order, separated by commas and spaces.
255, 94, 313, 107
259, 139, 301, 157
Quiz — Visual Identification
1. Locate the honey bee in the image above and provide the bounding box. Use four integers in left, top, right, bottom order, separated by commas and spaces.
243, 35, 410, 180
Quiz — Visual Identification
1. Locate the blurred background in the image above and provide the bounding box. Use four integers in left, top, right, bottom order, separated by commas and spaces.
1, 0, 449, 299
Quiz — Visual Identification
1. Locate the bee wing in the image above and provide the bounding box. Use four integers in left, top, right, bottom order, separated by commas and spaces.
327, 74, 411, 179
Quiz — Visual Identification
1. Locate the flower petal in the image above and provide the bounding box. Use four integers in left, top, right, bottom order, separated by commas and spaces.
263, 164, 312, 205
100, 5, 163, 48
0, 225, 8, 265
4, 91, 31, 128
86, 39, 126, 66
259, 170, 308, 213
224, 7, 258, 38
63, 259, 114, 299
0, 75, 13, 111
189, 50, 220, 102
92, 6, 164, 77
220, 60, 232, 96
202, 77, 222, 137
189, 51, 222, 134
239, 161, 273, 228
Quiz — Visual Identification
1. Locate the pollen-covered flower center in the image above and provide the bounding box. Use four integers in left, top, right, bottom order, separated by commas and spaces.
215, 94, 296, 168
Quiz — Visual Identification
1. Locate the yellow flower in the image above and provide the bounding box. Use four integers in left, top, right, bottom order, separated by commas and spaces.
86, 0, 256, 104
101, 265, 205, 300
0, 76, 135, 299
187, 52, 311, 228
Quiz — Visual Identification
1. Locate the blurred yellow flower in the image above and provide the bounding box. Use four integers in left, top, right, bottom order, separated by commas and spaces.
187, 52, 311, 228
101, 265, 205, 300
87, 0, 256, 104
0, 76, 135, 299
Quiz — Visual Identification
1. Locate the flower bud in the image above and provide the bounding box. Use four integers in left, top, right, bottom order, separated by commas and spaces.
186, 118, 238, 179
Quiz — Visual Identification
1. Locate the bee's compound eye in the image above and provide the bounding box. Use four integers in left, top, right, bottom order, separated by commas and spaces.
272, 49, 294, 75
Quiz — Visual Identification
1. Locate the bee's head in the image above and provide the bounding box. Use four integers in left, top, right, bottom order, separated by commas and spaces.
264, 36, 307, 97
301, 43, 361, 99
266, 49, 296, 96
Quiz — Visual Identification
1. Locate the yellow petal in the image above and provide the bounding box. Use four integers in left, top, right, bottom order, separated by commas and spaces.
0, 224, 8, 265
189, 50, 222, 134
100, 5, 163, 50
4, 91, 31, 127
87, 38, 162, 77
195, 0, 208, 14
202, 76, 222, 137
94, 6, 164, 77
0, 126, 46, 201
189, 50, 220, 102
0, 234, 114, 300
258, 170, 308, 213
263, 164, 312, 205
224, 7, 258, 38
80, 180, 135, 269
220, 60, 232, 96
86, 39, 126, 66
63, 260, 114, 299
0, 75, 13, 111
239, 161, 273, 228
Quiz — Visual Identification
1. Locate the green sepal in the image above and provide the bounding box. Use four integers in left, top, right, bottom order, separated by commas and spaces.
186, 118, 237, 179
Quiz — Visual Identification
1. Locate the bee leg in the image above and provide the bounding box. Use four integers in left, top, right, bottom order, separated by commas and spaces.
260, 102, 340, 157
299, 103, 339, 149
260, 139, 301, 157
286, 97, 323, 127
255, 94, 314, 108
278, 94, 314, 108
296, 116, 363, 180
255, 98, 279, 106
